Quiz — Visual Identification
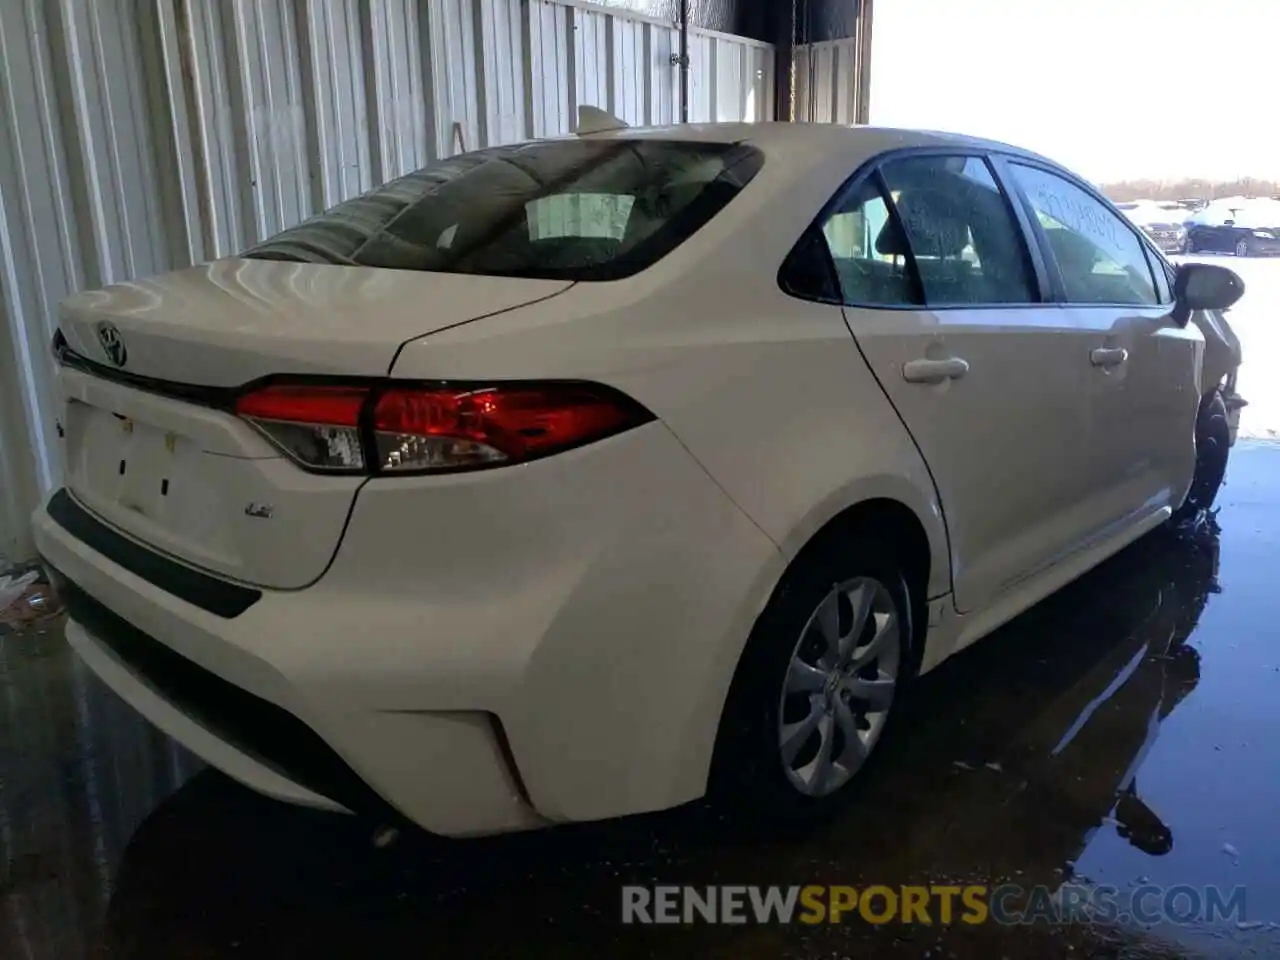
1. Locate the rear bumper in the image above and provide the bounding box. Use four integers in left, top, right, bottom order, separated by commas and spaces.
40, 540, 542, 837
64, 610, 349, 814
34, 421, 784, 835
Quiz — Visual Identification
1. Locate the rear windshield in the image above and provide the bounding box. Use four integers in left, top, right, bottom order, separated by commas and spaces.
242, 140, 764, 281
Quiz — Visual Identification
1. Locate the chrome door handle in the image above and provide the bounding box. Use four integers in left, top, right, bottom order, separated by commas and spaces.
902, 357, 970, 384
1090, 347, 1129, 368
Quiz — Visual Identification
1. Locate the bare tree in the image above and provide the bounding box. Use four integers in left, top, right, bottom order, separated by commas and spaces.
1102, 178, 1280, 203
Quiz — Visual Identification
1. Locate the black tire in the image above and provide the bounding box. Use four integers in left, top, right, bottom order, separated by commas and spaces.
709, 537, 915, 827
1174, 390, 1230, 522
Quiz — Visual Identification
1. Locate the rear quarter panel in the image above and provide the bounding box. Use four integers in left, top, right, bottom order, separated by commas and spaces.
370, 135, 954, 817
389, 137, 952, 599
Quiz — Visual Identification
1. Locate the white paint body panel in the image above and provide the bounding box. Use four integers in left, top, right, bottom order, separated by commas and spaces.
1074, 306, 1204, 542
66, 620, 349, 815
34, 124, 1215, 835
842, 303, 1096, 612
57, 365, 362, 589
58, 260, 573, 384
35, 422, 785, 831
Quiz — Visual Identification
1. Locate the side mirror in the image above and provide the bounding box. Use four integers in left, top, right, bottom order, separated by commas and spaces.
1172, 263, 1245, 325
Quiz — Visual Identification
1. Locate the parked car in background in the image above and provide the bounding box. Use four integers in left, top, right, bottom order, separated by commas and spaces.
1186, 220, 1280, 257
1139, 220, 1189, 255
1118, 202, 1189, 254
33, 119, 1248, 835
1186, 198, 1280, 256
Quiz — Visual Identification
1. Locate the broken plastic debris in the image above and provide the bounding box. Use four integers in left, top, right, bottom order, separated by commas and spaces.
985, 762, 1003, 772
0, 571, 39, 611
1222, 842, 1240, 858
1236, 921, 1263, 931
952, 760, 973, 770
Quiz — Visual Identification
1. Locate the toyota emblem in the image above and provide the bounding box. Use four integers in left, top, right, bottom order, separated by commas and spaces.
96, 321, 127, 367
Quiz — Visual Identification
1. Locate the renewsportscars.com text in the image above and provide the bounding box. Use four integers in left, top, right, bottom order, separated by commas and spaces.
621, 884, 1247, 926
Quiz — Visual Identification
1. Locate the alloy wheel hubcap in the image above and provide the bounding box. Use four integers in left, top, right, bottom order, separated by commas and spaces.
777, 577, 901, 798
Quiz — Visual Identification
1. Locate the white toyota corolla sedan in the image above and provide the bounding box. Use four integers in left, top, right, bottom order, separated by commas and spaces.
34, 119, 1245, 837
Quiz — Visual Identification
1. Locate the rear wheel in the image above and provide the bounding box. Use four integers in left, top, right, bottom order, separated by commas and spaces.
1174, 390, 1231, 522
1185, 233, 1197, 254
710, 539, 913, 825
1236, 237, 1251, 258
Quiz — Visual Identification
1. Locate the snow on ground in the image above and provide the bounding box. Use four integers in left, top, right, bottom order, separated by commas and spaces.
1173, 254, 1280, 440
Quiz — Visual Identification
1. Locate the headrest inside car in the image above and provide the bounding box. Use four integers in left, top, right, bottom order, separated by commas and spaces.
1045, 227, 1098, 274
875, 218, 910, 257
889, 190, 970, 258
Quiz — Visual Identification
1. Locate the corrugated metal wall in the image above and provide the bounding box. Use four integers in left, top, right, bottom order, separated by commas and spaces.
578, 0, 748, 37
0, 0, 775, 560
793, 33, 872, 125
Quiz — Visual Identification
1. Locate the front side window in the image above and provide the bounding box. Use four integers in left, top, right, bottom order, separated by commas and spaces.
243, 140, 763, 281
1009, 163, 1159, 306
878, 155, 1037, 306
810, 154, 1036, 308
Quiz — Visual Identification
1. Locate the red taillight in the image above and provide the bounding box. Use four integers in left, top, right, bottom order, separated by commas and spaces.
235, 384, 367, 426
234, 381, 651, 474
235, 384, 368, 472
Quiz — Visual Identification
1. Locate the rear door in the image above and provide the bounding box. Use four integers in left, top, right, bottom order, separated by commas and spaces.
1002, 161, 1201, 534
817, 152, 1094, 613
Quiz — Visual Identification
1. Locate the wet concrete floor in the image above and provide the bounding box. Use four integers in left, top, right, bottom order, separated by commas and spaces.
1, 441, 1277, 959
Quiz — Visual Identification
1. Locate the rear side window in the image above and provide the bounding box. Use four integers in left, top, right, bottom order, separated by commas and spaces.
242, 140, 763, 281
1008, 163, 1159, 306
819, 179, 921, 306
805, 154, 1037, 308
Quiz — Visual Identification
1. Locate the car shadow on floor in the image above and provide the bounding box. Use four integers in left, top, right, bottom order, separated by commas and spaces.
95, 522, 1223, 960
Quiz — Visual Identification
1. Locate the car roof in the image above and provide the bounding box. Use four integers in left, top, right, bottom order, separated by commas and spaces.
579, 121, 1059, 168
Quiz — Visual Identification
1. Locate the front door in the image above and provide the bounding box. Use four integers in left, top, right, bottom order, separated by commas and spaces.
1005, 162, 1202, 532
818, 153, 1094, 613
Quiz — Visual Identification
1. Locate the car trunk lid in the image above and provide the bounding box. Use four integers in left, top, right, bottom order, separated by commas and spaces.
55, 261, 572, 589
58, 259, 573, 384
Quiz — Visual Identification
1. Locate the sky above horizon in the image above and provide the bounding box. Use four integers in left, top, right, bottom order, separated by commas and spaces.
869, 0, 1280, 185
